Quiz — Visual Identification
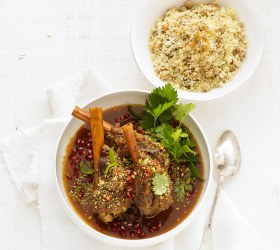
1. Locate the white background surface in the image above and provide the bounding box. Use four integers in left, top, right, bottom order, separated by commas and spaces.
0, 0, 279, 249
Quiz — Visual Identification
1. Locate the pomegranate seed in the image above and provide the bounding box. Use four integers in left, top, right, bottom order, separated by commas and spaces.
111, 227, 117, 232
137, 228, 141, 235
134, 223, 140, 229
157, 221, 162, 228
127, 223, 133, 227
87, 132, 92, 137
79, 191, 84, 199
86, 154, 93, 160
88, 138, 92, 142
88, 149, 92, 155
76, 139, 82, 145
152, 226, 158, 231
127, 192, 131, 199
149, 228, 154, 232
121, 225, 125, 230
81, 140, 85, 145
140, 231, 145, 238
75, 157, 81, 163
127, 186, 133, 192
141, 130, 145, 135
86, 143, 91, 149
117, 221, 122, 226
120, 230, 126, 238
77, 146, 83, 150
126, 176, 133, 184
119, 116, 124, 121
69, 155, 75, 160
79, 149, 86, 155
115, 117, 120, 123
130, 231, 136, 238
87, 176, 93, 183
71, 148, 77, 154
147, 222, 151, 227
124, 113, 130, 119
113, 222, 117, 227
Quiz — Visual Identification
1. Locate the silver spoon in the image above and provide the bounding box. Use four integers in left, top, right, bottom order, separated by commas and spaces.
199, 130, 241, 250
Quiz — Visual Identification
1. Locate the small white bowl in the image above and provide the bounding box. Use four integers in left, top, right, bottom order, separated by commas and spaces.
131, 0, 264, 101
55, 90, 213, 247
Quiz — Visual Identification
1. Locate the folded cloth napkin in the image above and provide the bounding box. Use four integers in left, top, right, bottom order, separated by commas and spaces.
0, 68, 266, 250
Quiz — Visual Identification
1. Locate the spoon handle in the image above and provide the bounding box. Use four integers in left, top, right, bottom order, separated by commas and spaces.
199, 181, 222, 250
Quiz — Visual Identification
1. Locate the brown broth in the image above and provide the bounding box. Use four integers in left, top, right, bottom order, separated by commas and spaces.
63, 104, 204, 239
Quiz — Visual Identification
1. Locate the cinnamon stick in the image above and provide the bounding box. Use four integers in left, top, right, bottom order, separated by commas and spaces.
89, 107, 104, 189
72, 105, 112, 131
122, 123, 139, 164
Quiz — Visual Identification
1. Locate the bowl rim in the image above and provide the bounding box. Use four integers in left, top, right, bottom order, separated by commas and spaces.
54, 89, 213, 247
130, 0, 264, 102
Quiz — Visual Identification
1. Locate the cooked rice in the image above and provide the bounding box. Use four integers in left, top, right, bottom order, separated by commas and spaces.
149, 1, 247, 92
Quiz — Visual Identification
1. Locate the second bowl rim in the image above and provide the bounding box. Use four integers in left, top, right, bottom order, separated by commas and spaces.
130, 0, 264, 102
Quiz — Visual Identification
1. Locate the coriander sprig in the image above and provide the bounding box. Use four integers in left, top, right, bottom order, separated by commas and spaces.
140, 84, 203, 181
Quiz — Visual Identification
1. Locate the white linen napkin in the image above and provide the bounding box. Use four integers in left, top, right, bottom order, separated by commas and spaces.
0, 68, 266, 250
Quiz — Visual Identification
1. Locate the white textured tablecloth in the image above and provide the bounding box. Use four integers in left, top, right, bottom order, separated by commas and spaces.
1, 0, 280, 249
0, 68, 266, 250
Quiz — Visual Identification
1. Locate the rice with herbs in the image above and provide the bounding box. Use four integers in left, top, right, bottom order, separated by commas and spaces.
149, 2, 247, 92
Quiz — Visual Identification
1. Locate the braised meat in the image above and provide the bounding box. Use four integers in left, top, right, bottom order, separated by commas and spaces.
134, 150, 173, 218
135, 133, 170, 171
92, 147, 132, 222
95, 124, 173, 220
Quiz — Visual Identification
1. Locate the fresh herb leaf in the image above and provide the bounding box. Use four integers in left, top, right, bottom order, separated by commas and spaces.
109, 147, 116, 163
104, 148, 119, 175
174, 103, 196, 125
188, 162, 204, 181
152, 173, 170, 195
141, 84, 178, 129
155, 124, 196, 161
79, 162, 94, 175
128, 105, 143, 119
157, 83, 178, 101
149, 101, 175, 128
155, 123, 174, 146
141, 112, 154, 130
158, 109, 173, 123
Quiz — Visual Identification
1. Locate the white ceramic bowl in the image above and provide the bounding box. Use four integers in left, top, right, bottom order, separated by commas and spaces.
131, 0, 264, 101
55, 90, 213, 247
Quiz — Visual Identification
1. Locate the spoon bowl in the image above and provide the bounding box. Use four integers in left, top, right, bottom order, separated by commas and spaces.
215, 130, 241, 181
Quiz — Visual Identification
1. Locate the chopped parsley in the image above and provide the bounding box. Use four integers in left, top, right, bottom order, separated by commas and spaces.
152, 173, 170, 195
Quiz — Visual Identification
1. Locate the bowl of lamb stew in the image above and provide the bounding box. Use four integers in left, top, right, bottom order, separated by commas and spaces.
55, 85, 213, 247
